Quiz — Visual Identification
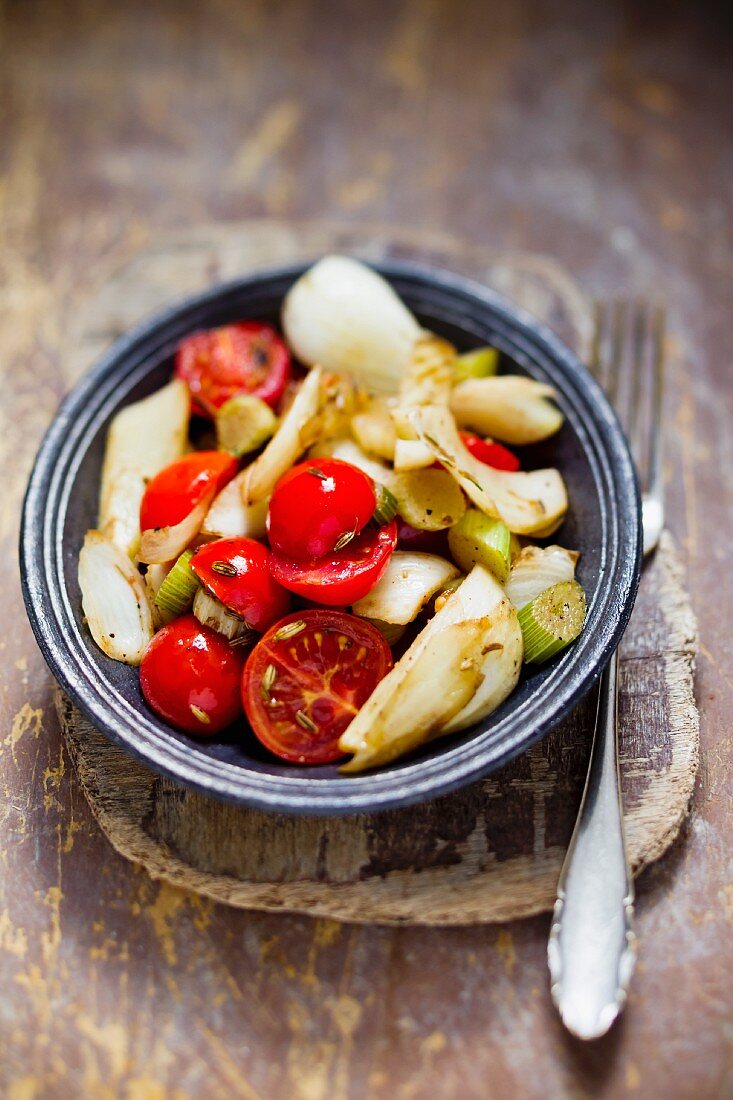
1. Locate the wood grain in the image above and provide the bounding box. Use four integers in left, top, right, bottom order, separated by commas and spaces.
2, 2, 732, 1097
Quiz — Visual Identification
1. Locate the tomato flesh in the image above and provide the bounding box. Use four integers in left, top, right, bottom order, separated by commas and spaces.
460, 432, 521, 472
190, 537, 291, 632
140, 614, 245, 735
268, 520, 397, 606
140, 451, 238, 531
242, 610, 393, 763
267, 458, 377, 561
175, 322, 291, 417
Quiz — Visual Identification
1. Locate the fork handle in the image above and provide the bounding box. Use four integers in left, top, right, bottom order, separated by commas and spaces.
547, 651, 637, 1040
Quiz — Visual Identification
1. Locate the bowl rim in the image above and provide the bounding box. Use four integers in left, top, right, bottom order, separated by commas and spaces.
20, 259, 642, 815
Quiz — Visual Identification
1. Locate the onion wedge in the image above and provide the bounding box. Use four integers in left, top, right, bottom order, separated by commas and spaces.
244, 367, 323, 504
450, 376, 564, 445
339, 566, 523, 771
200, 469, 268, 540
98, 379, 189, 554
282, 256, 422, 392
78, 531, 154, 665
411, 405, 568, 536
352, 552, 460, 625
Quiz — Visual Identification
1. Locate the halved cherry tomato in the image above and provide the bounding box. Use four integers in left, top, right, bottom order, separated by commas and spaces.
460, 432, 521, 472
242, 609, 393, 763
267, 458, 377, 561
140, 452, 238, 531
268, 520, 397, 607
190, 537, 291, 632
140, 614, 245, 735
175, 322, 291, 417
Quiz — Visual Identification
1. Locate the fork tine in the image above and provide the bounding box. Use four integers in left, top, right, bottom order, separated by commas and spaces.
589, 300, 604, 377
645, 304, 666, 501
628, 302, 648, 474
605, 300, 627, 413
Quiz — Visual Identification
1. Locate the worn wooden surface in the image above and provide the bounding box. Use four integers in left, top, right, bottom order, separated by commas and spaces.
57, 532, 697, 924
2, 1, 733, 1096
56, 223, 698, 926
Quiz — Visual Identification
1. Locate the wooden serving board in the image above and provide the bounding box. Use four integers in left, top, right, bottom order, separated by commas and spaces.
57, 222, 698, 925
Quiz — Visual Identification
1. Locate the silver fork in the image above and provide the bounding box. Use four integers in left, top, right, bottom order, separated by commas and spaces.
547, 300, 666, 1040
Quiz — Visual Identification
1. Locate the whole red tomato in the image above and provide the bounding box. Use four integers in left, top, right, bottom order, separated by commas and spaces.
140, 615, 245, 735
267, 458, 377, 561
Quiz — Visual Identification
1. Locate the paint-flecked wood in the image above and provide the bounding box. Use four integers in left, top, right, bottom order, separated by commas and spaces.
53, 222, 698, 925
2, 2, 733, 1097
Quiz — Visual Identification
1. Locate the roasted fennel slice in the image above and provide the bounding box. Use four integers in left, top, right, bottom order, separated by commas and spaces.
339, 566, 523, 771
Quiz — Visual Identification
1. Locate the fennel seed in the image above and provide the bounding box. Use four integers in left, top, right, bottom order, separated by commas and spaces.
306, 466, 328, 480
211, 561, 238, 577
272, 619, 307, 642
190, 705, 211, 724
333, 528, 356, 551
295, 710, 318, 733
260, 663, 277, 701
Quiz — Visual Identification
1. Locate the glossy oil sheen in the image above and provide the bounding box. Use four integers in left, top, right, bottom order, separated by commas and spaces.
20, 262, 642, 815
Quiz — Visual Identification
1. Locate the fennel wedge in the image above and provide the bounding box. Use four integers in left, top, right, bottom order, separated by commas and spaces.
450, 375, 564, 445
411, 404, 568, 536
282, 256, 422, 392
98, 379, 189, 554
201, 469, 269, 540
352, 551, 460, 625
79, 531, 154, 665
244, 367, 323, 504
339, 566, 523, 771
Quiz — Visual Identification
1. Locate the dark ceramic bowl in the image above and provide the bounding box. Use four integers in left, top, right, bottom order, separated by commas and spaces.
20, 261, 641, 815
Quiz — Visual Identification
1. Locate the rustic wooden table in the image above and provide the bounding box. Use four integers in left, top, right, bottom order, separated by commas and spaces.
2, 2, 731, 1096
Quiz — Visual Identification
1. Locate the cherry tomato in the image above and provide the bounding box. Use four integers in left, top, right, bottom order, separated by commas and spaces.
140, 614, 245, 735
242, 610, 393, 763
140, 452, 238, 531
175, 322, 291, 417
460, 432, 521, 472
396, 519, 449, 556
268, 520, 397, 606
267, 458, 377, 561
190, 537, 291, 632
